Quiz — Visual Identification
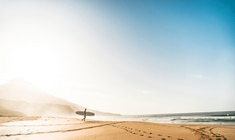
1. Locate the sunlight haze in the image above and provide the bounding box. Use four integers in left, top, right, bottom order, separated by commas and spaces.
0, 0, 234, 114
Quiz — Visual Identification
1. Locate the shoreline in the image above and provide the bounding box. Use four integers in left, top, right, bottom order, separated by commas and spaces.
0, 116, 235, 140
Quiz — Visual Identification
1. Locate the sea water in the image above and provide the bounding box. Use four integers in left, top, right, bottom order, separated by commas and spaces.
92, 111, 235, 125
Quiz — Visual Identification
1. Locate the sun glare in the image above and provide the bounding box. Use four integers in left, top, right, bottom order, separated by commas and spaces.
5, 46, 62, 90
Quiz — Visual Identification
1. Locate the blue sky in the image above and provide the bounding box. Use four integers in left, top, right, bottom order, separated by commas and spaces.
0, 0, 234, 114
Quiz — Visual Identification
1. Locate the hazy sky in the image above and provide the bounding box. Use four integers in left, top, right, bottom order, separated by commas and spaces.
0, 0, 234, 114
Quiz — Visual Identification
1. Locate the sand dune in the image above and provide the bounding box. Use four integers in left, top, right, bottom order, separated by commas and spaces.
0, 99, 75, 116
0, 107, 24, 117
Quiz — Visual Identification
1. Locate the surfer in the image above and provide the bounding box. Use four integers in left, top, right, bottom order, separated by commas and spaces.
82, 108, 87, 121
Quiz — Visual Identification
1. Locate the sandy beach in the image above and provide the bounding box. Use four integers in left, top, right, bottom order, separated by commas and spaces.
0, 117, 234, 140
1, 0, 235, 139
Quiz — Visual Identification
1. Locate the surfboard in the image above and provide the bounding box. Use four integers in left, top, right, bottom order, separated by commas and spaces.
75, 111, 95, 116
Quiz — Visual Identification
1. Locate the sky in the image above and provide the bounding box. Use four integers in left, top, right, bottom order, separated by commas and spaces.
0, 0, 234, 114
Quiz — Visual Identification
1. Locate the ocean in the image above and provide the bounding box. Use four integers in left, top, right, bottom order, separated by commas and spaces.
93, 111, 235, 125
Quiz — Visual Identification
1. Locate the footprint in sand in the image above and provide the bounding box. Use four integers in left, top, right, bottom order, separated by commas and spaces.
140, 134, 144, 136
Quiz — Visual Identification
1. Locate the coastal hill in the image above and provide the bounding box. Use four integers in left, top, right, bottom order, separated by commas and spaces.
0, 78, 116, 117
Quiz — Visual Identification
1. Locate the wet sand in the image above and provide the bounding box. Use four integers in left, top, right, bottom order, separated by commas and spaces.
0, 117, 234, 140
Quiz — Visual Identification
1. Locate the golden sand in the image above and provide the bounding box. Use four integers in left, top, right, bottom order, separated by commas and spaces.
0, 117, 234, 140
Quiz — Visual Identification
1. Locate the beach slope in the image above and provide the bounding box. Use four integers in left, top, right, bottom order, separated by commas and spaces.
0, 117, 234, 140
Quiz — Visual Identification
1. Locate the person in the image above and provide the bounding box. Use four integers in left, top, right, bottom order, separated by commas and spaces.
82, 108, 87, 121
